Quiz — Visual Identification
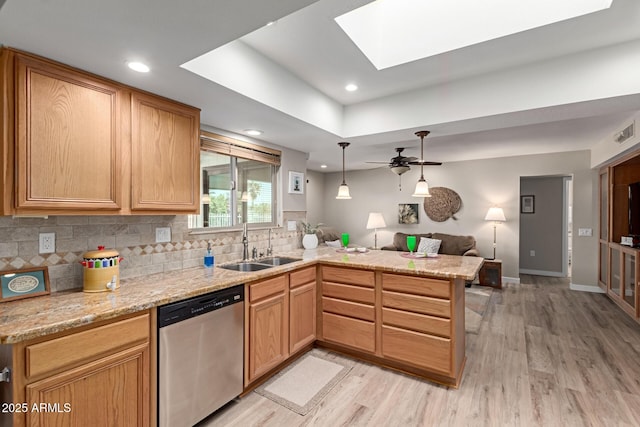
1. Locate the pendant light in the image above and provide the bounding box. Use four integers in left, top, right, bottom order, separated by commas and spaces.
336, 142, 352, 199
412, 130, 432, 198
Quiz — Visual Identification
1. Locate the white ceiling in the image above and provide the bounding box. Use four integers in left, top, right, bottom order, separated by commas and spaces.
2, 0, 640, 172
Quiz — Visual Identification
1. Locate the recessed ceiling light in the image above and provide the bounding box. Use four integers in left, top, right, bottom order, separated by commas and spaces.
320, 164, 327, 169
345, 83, 358, 92
245, 129, 263, 136
127, 61, 150, 73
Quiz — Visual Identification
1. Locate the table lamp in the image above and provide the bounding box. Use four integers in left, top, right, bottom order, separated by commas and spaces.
366, 212, 387, 249
484, 207, 506, 259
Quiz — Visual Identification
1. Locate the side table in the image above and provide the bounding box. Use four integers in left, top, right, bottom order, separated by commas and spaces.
479, 259, 502, 289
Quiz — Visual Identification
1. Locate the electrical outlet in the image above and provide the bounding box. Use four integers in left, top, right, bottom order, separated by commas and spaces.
156, 227, 171, 243
39, 232, 55, 254
530, 250, 535, 257
287, 220, 297, 231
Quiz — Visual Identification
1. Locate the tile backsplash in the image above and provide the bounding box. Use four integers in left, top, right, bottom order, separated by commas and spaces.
0, 212, 304, 292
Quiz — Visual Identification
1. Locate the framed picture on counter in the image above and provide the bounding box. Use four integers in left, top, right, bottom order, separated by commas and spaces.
288, 171, 304, 194
0, 266, 50, 302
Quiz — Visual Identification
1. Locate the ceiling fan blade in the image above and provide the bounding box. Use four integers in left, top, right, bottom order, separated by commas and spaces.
365, 161, 393, 164
409, 160, 442, 166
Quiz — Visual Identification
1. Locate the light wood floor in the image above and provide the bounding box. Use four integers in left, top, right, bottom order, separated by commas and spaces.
201, 276, 640, 426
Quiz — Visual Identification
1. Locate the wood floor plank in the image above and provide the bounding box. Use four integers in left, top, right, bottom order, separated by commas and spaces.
201, 277, 640, 427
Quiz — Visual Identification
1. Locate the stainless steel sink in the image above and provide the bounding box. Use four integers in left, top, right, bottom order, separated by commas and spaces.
219, 262, 274, 272
253, 256, 301, 266
218, 257, 301, 272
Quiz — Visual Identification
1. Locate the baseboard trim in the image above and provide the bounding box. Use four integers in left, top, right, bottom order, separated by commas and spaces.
519, 269, 565, 277
570, 283, 606, 293
502, 276, 520, 285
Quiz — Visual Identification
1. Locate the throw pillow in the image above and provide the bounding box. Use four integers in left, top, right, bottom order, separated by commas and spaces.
418, 237, 442, 254
325, 239, 341, 248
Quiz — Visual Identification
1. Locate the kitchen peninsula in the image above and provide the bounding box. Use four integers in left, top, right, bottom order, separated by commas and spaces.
0, 248, 482, 426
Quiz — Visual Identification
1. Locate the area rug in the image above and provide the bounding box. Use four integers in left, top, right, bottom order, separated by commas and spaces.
465, 286, 493, 334
254, 350, 352, 415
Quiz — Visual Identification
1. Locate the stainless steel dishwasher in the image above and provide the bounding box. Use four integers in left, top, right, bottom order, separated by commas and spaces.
158, 285, 244, 427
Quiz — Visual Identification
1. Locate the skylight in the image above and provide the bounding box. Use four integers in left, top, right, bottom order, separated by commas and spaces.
335, 0, 613, 70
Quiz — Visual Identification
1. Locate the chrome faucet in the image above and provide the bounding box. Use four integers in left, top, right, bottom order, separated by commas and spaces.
242, 223, 249, 261
266, 228, 273, 256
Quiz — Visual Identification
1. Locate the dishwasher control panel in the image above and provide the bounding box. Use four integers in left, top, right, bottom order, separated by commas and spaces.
157, 284, 244, 328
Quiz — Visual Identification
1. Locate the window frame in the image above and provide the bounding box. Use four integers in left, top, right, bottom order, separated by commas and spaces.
189, 131, 281, 232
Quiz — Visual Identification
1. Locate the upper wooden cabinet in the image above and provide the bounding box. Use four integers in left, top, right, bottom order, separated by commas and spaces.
131, 92, 199, 212
15, 54, 122, 211
1, 47, 200, 215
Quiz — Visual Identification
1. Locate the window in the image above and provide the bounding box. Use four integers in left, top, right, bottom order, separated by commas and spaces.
189, 131, 280, 230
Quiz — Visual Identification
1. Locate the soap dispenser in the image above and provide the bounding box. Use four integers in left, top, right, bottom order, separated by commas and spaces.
204, 243, 214, 267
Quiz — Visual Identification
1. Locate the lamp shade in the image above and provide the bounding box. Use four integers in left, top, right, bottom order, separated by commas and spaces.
366, 212, 386, 229
336, 184, 352, 199
485, 207, 506, 222
201, 194, 211, 203
411, 178, 431, 197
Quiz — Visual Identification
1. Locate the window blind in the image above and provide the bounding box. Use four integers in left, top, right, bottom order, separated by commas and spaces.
200, 130, 281, 166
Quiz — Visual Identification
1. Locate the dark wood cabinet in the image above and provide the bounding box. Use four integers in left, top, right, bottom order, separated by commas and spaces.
479, 259, 502, 289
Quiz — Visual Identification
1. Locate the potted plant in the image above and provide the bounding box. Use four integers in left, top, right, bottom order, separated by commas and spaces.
300, 221, 323, 249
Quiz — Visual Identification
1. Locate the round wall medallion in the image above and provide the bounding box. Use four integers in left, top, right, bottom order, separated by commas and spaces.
423, 187, 462, 222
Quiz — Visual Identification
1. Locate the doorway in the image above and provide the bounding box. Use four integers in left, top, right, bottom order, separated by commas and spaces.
519, 175, 572, 277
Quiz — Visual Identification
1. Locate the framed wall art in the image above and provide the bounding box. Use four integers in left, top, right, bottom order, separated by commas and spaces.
1, 266, 50, 302
288, 171, 304, 194
398, 203, 419, 224
521, 195, 535, 214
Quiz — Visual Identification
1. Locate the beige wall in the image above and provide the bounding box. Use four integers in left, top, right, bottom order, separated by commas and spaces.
313, 150, 598, 288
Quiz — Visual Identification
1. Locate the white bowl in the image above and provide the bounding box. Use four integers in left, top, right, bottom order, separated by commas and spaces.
357, 247, 367, 252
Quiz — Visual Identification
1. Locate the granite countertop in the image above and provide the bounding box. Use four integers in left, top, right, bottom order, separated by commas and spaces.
0, 247, 483, 344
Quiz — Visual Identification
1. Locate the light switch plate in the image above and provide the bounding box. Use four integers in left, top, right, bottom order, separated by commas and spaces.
156, 227, 171, 243
578, 228, 593, 237
287, 220, 297, 231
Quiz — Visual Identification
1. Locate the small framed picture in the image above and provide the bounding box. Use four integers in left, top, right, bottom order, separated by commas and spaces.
398, 203, 419, 224
288, 171, 304, 194
1, 267, 50, 302
521, 195, 535, 214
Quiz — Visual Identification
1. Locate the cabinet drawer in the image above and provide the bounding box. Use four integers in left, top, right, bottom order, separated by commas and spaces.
290, 266, 316, 289
249, 275, 287, 302
26, 313, 150, 379
322, 296, 375, 321
382, 307, 450, 338
323, 282, 375, 304
382, 291, 450, 318
322, 312, 375, 353
382, 273, 450, 298
321, 266, 374, 288
382, 325, 451, 374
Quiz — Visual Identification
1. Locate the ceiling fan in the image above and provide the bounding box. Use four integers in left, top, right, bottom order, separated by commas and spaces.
366, 131, 442, 190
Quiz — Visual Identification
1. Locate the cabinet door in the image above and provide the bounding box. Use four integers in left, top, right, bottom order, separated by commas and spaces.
131, 92, 199, 212
290, 281, 316, 354
26, 344, 149, 427
15, 54, 122, 211
248, 292, 288, 383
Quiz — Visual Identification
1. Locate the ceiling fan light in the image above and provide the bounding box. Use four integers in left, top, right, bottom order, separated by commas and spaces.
390, 165, 410, 175
336, 183, 352, 199
412, 178, 431, 197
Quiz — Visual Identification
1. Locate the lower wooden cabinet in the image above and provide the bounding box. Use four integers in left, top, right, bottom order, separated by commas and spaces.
289, 266, 316, 354
26, 344, 148, 426
319, 266, 376, 353
246, 275, 288, 384
0, 312, 150, 427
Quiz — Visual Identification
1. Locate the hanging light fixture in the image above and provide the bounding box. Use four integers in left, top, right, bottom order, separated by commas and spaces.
412, 130, 432, 198
336, 142, 352, 199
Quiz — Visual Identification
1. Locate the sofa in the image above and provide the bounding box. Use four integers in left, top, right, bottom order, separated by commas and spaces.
381, 232, 479, 256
